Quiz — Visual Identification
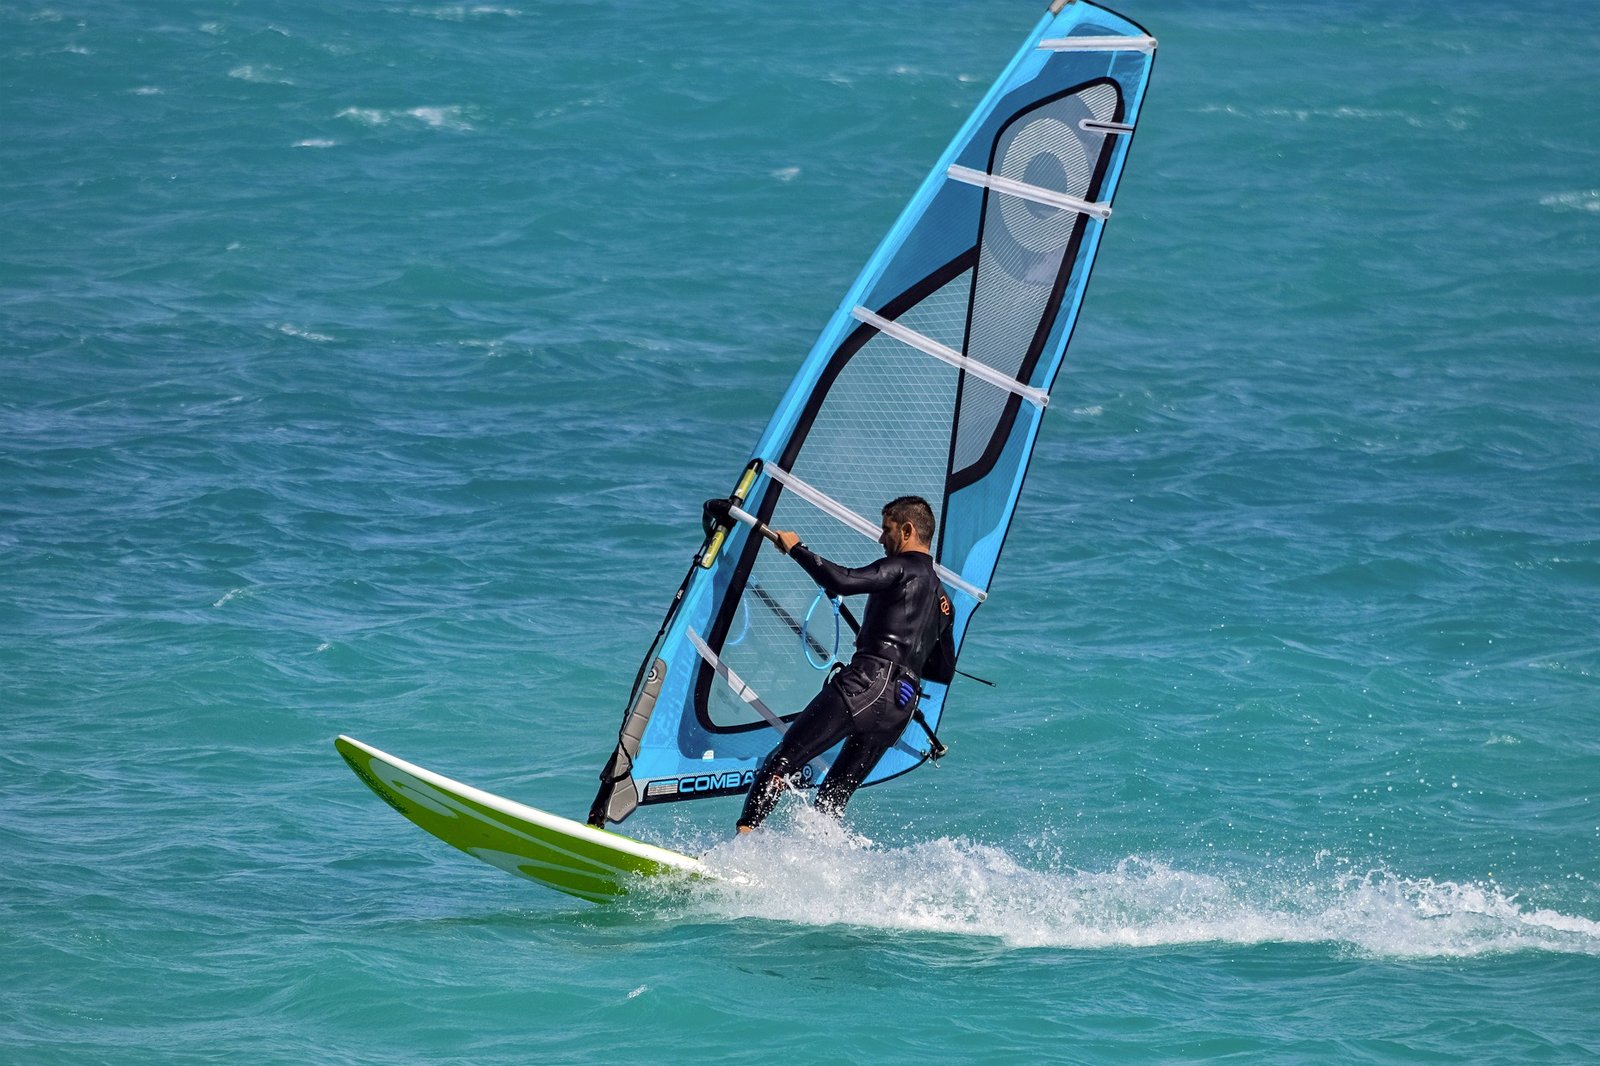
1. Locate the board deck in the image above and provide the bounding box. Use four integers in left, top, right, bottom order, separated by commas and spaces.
335, 735, 708, 902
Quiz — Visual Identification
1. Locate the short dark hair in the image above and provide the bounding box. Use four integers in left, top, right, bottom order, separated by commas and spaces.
883, 495, 935, 543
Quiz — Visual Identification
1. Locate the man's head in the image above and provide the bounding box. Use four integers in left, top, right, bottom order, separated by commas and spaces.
880, 495, 935, 556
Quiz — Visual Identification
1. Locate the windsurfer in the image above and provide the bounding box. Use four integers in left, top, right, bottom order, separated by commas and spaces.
735, 495, 955, 831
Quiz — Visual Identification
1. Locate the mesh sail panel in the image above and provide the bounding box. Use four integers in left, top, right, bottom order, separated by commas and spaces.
897, 268, 976, 352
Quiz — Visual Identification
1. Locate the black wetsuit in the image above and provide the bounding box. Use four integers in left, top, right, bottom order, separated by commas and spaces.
737, 546, 953, 829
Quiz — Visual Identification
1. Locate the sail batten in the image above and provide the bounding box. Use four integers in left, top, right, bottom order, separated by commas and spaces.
590, 2, 1157, 825
685, 628, 788, 735
1081, 118, 1135, 135
947, 163, 1113, 221
1038, 34, 1157, 53
850, 306, 1051, 409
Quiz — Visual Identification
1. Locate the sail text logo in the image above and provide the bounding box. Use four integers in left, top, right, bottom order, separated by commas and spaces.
678, 769, 755, 794
642, 770, 758, 801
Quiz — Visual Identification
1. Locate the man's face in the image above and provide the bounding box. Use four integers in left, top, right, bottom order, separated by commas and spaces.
880, 516, 907, 556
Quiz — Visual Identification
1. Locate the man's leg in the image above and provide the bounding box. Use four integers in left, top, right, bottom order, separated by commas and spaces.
814, 731, 895, 819
736, 683, 852, 831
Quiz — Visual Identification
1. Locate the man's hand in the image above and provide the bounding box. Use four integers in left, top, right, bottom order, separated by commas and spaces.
772, 529, 801, 555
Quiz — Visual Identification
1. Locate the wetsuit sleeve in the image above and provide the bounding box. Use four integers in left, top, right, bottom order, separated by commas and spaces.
787, 545, 899, 597
920, 607, 956, 685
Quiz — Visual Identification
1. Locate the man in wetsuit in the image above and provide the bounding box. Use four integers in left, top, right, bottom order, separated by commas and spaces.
736, 495, 954, 832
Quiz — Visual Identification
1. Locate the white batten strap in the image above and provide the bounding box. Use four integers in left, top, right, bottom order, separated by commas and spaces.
1080, 118, 1134, 135
762, 465, 880, 541
851, 306, 1049, 410
764, 465, 989, 604
1038, 34, 1157, 54
947, 164, 1112, 221
686, 627, 789, 736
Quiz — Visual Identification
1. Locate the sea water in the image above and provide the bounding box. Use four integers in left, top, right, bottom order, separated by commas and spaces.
3, 1, 1597, 1061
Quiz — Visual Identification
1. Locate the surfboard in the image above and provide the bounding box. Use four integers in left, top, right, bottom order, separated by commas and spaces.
334, 735, 707, 902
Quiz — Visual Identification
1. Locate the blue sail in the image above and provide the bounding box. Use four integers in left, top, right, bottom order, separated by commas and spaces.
591, 2, 1157, 825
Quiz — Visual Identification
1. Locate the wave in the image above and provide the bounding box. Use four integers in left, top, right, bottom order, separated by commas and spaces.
1540, 190, 1600, 214
229, 65, 293, 86
274, 323, 334, 343
335, 106, 472, 131
402, 5, 522, 20
1194, 103, 1474, 131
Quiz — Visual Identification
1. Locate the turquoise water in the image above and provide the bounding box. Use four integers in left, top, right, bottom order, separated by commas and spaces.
4, 0, 1598, 1061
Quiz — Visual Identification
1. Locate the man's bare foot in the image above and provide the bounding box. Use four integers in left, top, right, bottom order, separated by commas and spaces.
736, 825, 754, 834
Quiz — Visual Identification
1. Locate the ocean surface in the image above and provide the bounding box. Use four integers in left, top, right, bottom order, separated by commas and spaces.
4, 0, 1598, 1061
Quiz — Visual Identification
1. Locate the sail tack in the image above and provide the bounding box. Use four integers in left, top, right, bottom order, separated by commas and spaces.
591, 2, 1157, 826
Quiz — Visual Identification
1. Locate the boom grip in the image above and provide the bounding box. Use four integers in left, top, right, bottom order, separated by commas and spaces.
699, 461, 762, 569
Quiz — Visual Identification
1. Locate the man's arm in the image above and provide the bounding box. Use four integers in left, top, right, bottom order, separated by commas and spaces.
770, 530, 898, 597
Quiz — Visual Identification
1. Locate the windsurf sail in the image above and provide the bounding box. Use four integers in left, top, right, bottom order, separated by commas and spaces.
590, 0, 1157, 826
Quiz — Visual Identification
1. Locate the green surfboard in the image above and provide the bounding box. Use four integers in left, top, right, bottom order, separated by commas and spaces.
335, 735, 707, 902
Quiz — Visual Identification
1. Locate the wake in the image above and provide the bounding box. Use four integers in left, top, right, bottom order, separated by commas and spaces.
639, 810, 1600, 958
